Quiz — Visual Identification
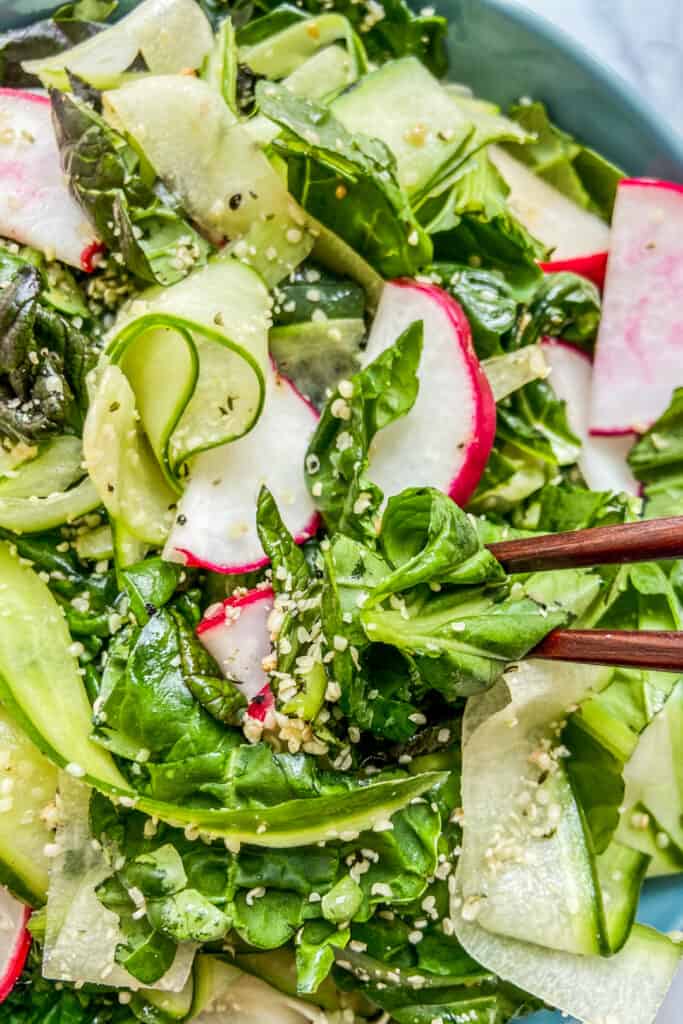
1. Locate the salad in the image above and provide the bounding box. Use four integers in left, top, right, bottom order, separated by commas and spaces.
0, 1, 681, 1022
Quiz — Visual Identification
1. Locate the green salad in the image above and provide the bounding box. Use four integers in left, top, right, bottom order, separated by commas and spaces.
0, 1, 681, 1022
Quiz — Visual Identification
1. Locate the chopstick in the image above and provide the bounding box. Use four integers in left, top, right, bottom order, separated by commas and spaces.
532, 629, 683, 672
488, 516, 683, 573
485, 517, 683, 672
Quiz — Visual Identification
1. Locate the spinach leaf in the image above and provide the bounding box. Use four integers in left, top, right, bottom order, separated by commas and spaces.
50, 91, 211, 287
258, 82, 432, 278
0, 527, 118, 639
372, 488, 505, 604
421, 153, 546, 300
361, 568, 599, 698
272, 262, 365, 326
628, 387, 683, 518
257, 484, 311, 594
429, 264, 520, 359
503, 100, 623, 221
2, 950, 132, 1024
513, 271, 602, 352
0, 263, 96, 444
305, 321, 423, 541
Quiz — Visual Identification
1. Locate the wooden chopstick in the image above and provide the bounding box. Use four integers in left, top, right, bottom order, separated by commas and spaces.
485, 519, 683, 672
488, 516, 683, 573
532, 629, 683, 672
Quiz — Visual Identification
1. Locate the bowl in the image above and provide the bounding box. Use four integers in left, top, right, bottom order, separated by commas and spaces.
1, 0, 682, 1020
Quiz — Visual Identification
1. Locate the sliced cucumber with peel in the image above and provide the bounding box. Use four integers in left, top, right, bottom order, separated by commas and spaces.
22, 0, 213, 89
0, 703, 57, 907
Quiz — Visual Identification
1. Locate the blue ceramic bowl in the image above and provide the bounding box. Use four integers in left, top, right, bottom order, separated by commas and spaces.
0, 0, 682, 1020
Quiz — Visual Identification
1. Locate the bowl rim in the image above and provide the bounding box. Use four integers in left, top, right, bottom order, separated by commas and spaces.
478, 0, 683, 171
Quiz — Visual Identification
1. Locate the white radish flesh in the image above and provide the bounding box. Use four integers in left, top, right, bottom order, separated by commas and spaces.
165, 369, 319, 573
490, 146, 610, 262
591, 179, 683, 435
197, 587, 275, 703
542, 339, 639, 495
0, 887, 30, 1004
0, 89, 100, 270
362, 279, 496, 506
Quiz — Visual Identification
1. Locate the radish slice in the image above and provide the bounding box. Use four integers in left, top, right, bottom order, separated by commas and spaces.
489, 146, 611, 263
0, 89, 100, 270
362, 279, 496, 506
591, 179, 683, 435
541, 339, 639, 495
165, 369, 319, 574
540, 253, 608, 291
197, 587, 275, 703
0, 887, 30, 1004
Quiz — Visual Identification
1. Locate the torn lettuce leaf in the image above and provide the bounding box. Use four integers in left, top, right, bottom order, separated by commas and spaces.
257, 82, 432, 278
628, 387, 683, 518
50, 90, 212, 286
503, 99, 624, 221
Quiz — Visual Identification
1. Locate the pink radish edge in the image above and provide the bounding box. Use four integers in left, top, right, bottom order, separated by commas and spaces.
197, 585, 276, 635
0, 905, 30, 1004
391, 278, 497, 506
173, 368, 321, 574
0, 87, 49, 107
540, 252, 608, 291
175, 513, 320, 576
0, 88, 104, 273
197, 588, 275, 721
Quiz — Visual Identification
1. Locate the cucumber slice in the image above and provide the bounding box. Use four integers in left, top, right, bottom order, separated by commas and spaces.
192, 955, 323, 1024
83, 365, 177, 546
201, 17, 239, 114
22, 0, 213, 89
458, 660, 611, 957
482, 345, 549, 402
245, 46, 359, 148
0, 540, 129, 794
191, 955, 242, 1018
112, 521, 148, 573
311, 221, 384, 313
0, 477, 100, 534
269, 318, 364, 407
104, 76, 313, 274
618, 681, 683, 855
0, 704, 57, 907
138, 972, 195, 1020
239, 14, 365, 79
0, 436, 84, 499
455, 918, 681, 1024
596, 841, 649, 953
75, 524, 114, 562
332, 57, 471, 194
43, 774, 197, 990
109, 260, 269, 473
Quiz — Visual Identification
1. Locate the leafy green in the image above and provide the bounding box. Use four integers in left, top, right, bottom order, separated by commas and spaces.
628, 387, 683, 518
258, 82, 432, 278
430, 264, 520, 359
0, 262, 96, 444
50, 91, 211, 286
512, 271, 602, 352
2, 950, 132, 1024
504, 100, 624, 220
361, 567, 599, 698
272, 262, 366, 326
423, 153, 546, 299
305, 321, 423, 541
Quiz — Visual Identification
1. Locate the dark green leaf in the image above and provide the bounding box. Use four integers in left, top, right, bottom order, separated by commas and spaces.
258, 82, 432, 278
429, 264, 519, 358
504, 100, 623, 220
305, 321, 423, 540
50, 91, 211, 286
628, 387, 683, 518
513, 272, 601, 352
